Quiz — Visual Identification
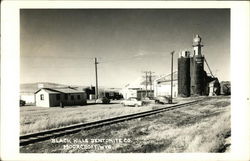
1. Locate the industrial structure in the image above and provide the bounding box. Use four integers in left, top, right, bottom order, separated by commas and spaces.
178, 34, 220, 97
153, 71, 178, 98
120, 76, 154, 99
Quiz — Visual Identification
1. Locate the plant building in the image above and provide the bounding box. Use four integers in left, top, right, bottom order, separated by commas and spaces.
178, 35, 220, 97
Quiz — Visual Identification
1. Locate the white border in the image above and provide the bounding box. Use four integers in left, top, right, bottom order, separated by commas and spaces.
1, 1, 250, 161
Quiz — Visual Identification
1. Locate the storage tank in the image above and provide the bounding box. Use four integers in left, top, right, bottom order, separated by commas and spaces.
193, 56, 205, 95
178, 51, 191, 97
191, 35, 205, 95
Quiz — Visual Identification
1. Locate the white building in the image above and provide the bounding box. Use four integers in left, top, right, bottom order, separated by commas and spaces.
34, 87, 87, 107
120, 77, 154, 99
153, 71, 178, 98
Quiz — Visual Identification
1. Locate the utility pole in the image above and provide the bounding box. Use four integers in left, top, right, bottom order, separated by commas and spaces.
148, 71, 154, 98
149, 71, 152, 97
94, 57, 99, 100
143, 71, 154, 98
145, 71, 148, 97
170, 51, 175, 104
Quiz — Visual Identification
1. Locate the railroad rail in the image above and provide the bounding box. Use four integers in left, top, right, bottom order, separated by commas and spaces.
20, 97, 211, 146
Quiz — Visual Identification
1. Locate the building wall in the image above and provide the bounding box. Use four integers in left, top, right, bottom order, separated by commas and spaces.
49, 93, 87, 107
120, 88, 154, 99
137, 90, 154, 99
35, 90, 50, 107
35, 89, 87, 107
154, 81, 178, 98
121, 89, 138, 99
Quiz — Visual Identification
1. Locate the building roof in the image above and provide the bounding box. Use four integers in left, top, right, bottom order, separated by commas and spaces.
34, 87, 85, 94
123, 75, 158, 90
154, 71, 178, 83
42, 89, 60, 94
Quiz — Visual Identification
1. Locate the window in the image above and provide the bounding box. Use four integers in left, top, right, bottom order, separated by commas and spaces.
40, 94, 44, 100
64, 94, 68, 100
77, 95, 81, 100
56, 94, 61, 100
71, 95, 74, 100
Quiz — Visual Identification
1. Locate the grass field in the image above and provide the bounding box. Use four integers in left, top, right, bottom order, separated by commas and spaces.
20, 97, 200, 135
20, 96, 230, 153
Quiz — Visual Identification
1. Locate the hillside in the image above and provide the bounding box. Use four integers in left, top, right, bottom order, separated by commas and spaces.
20, 82, 120, 94
20, 82, 82, 93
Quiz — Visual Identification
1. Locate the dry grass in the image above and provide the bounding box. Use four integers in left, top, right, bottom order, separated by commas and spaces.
20, 97, 230, 153
87, 97, 231, 153
20, 97, 200, 135
20, 103, 149, 134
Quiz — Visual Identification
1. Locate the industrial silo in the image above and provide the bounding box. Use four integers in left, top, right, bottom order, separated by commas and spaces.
193, 56, 205, 95
178, 51, 191, 97
191, 35, 205, 95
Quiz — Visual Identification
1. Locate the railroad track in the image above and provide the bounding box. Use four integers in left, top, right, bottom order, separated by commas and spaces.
20, 97, 211, 146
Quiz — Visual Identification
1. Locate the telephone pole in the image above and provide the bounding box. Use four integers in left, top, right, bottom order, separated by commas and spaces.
145, 71, 148, 97
170, 51, 175, 104
143, 71, 154, 98
148, 71, 154, 97
94, 57, 99, 100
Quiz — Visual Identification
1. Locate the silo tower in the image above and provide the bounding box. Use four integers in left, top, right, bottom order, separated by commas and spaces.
190, 34, 205, 95
192, 34, 203, 56
178, 51, 191, 97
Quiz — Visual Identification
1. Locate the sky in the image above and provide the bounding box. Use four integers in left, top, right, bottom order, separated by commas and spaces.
20, 9, 230, 88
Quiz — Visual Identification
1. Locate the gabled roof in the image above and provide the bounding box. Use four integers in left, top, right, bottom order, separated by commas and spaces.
42, 89, 60, 94
34, 87, 85, 94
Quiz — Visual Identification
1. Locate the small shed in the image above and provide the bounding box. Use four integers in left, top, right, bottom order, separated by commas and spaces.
34, 87, 87, 107
208, 79, 220, 96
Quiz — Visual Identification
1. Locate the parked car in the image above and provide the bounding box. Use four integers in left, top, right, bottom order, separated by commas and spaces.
20, 100, 26, 106
142, 97, 155, 105
120, 97, 144, 107
154, 96, 171, 104
95, 97, 110, 104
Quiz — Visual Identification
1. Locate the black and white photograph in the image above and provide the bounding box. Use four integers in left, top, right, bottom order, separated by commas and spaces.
19, 8, 231, 153
1, 1, 250, 161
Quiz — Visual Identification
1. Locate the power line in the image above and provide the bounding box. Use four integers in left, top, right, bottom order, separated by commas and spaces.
143, 71, 148, 97
142, 71, 154, 98
149, 71, 155, 96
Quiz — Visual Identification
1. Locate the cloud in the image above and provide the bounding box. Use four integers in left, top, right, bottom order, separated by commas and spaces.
134, 52, 146, 57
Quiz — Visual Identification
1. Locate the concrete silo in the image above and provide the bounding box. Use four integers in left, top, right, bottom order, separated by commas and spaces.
190, 35, 205, 95
178, 51, 191, 97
